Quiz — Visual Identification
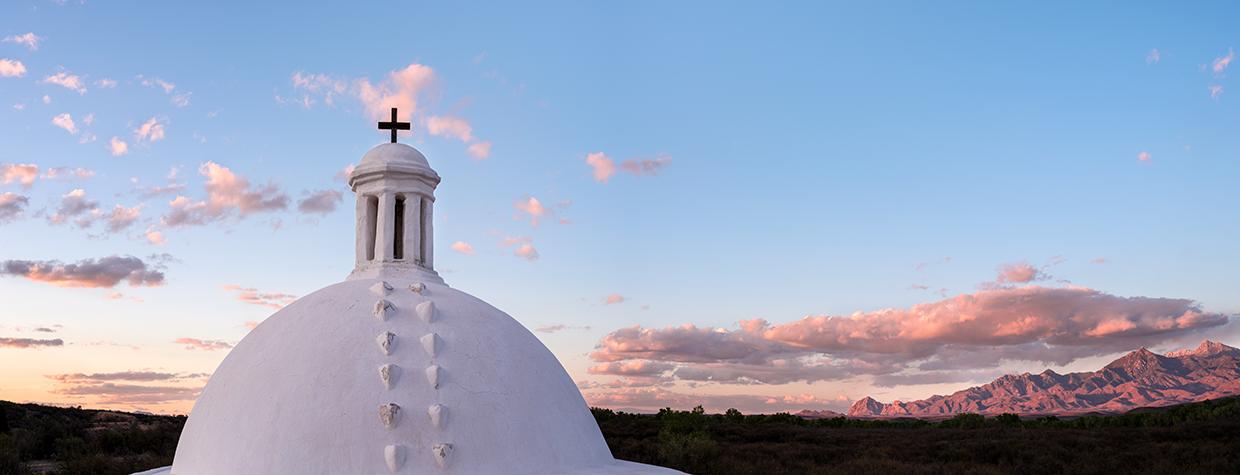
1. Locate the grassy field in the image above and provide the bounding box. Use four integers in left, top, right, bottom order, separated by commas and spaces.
2, 397, 1239, 474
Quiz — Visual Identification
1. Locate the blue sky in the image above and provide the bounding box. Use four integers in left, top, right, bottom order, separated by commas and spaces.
1, 0, 1238, 413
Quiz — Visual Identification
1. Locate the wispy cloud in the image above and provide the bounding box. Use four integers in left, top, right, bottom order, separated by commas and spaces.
223, 284, 296, 310
426, 115, 473, 142
174, 337, 233, 351
585, 152, 672, 183
1212, 48, 1234, 75
0, 337, 64, 348
1138, 151, 1152, 162
1146, 48, 1160, 64
44, 72, 87, 94
3, 33, 41, 50
535, 324, 591, 333
296, 189, 342, 215
43, 167, 94, 181
467, 141, 492, 159
1209, 85, 1224, 100
604, 294, 626, 305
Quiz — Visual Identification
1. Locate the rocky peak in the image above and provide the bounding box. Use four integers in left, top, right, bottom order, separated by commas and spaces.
1168, 340, 1240, 358
848, 396, 886, 416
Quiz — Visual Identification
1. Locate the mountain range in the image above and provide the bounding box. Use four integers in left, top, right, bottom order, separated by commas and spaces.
847, 340, 1240, 417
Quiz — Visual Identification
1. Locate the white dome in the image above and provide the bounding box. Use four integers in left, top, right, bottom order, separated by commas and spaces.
356, 142, 433, 174
171, 275, 681, 474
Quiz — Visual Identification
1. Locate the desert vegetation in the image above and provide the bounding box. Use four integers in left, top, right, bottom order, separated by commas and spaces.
595, 396, 1240, 474
0, 401, 182, 475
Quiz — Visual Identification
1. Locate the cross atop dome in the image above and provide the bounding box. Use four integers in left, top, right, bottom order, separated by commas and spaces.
377, 107, 411, 143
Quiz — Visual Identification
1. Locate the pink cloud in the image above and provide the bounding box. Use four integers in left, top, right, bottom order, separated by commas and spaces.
174, 337, 233, 351
514, 243, 539, 261
514, 196, 547, 227
604, 294, 625, 305
995, 262, 1048, 284
2, 33, 40, 50
500, 236, 539, 261
1138, 151, 1151, 162
588, 286, 1229, 386
467, 141, 492, 159
43, 167, 94, 181
585, 152, 615, 183
52, 113, 77, 134
145, 228, 166, 246
586, 152, 672, 183
109, 137, 129, 156
535, 324, 591, 333
2, 163, 39, 189
134, 117, 166, 143
223, 284, 296, 310
588, 360, 675, 377
0, 59, 24, 77
161, 162, 288, 227
451, 241, 475, 255
354, 63, 436, 123
102, 204, 141, 233
0, 59, 25, 78
1212, 48, 1234, 75
44, 72, 86, 94
426, 115, 473, 142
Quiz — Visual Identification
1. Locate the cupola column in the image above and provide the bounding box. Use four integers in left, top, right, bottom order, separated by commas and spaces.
422, 196, 434, 269
376, 193, 397, 261
404, 194, 421, 264
355, 193, 369, 264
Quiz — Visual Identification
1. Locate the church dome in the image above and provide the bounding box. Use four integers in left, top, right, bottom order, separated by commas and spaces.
358, 142, 433, 172
165, 120, 681, 474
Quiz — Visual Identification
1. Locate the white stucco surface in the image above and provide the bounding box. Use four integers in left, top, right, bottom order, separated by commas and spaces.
159, 142, 683, 475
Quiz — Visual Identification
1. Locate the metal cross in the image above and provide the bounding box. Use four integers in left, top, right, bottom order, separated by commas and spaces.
377, 107, 411, 143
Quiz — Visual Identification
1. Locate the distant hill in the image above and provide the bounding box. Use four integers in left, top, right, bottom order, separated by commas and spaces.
793, 409, 843, 419
849, 340, 1240, 417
